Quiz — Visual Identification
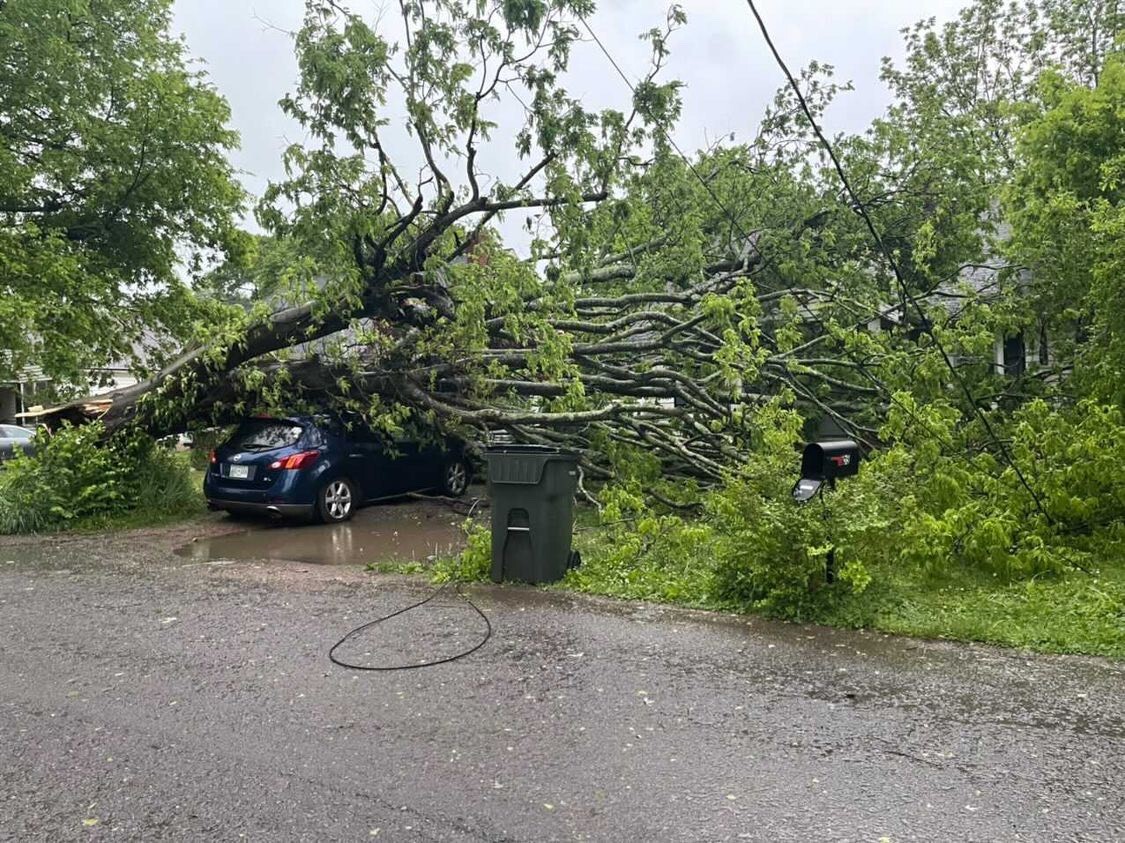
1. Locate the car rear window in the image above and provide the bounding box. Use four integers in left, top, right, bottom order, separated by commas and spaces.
0, 425, 32, 439
227, 419, 305, 451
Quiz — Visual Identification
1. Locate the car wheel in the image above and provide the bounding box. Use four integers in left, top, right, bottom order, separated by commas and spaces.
441, 458, 471, 497
317, 477, 356, 523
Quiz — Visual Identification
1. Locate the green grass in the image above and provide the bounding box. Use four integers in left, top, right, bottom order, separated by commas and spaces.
513, 514, 1125, 659
815, 565, 1125, 658
66, 499, 208, 533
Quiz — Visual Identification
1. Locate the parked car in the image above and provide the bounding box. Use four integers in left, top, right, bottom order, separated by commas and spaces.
203, 416, 473, 522
0, 424, 35, 463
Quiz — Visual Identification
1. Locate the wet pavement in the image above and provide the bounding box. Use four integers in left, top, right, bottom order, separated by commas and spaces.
174, 500, 468, 567
1, 510, 1123, 841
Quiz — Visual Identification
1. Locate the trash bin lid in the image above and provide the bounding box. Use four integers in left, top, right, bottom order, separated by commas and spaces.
485, 444, 579, 484
485, 444, 579, 457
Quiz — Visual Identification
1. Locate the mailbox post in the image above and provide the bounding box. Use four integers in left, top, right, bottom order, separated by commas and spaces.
792, 440, 861, 583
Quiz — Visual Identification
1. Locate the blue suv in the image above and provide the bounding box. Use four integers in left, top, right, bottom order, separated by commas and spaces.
204, 416, 472, 522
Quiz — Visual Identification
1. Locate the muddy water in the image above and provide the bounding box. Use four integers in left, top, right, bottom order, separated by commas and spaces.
174, 503, 466, 566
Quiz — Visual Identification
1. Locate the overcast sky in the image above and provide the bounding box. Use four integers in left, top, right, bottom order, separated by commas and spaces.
171, 0, 967, 244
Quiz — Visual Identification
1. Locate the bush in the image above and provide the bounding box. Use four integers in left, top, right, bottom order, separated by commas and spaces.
875, 398, 1125, 578
709, 398, 1125, 611
0, 422, 202, 534
431, 520, 492, 582
569, 397, 1125, 618
707, 442, 894, 614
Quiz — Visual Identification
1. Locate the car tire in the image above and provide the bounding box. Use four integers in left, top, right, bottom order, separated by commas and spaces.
441, 458, 471, 497
316, 477, 356, 523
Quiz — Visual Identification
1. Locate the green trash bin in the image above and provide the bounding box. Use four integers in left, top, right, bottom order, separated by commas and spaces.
485, 445, 580, 584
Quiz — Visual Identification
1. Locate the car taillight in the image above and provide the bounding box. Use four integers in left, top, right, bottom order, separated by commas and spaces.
209, 449, 217, 464
269, 450, 320, 470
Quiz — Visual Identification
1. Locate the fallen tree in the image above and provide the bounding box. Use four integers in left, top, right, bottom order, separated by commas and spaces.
13, 0, 1125, 632
41, 1, 1026, 489
15, 4, 809, 478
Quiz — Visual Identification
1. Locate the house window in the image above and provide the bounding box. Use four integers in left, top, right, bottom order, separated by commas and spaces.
1003, 333, 1025, 377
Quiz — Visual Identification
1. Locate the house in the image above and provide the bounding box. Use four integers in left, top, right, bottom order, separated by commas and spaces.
861, 256, 1051, 380
0, 338, 155, 426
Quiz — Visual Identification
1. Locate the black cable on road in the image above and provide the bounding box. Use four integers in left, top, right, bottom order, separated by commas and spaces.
328, 582, 492, 671
739, 0, 1053, 524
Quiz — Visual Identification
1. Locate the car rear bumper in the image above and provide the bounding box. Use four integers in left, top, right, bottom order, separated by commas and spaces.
207, 498, 315, 518
203, 465, 321, 517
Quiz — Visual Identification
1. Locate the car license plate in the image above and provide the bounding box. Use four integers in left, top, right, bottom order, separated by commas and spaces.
228, 464, 250, 479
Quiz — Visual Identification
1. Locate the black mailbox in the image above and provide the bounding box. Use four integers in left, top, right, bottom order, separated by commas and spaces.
792, 440, 860, 502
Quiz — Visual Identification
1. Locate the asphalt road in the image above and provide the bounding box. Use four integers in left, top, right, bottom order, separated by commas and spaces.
1, 516, 1123, 841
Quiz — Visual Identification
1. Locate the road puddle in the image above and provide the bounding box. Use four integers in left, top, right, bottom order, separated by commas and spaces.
174, 503, 466, 566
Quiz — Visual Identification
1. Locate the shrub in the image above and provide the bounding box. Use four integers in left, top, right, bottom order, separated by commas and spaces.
432, 520, 492, 582
0, 422, 201, 534
879, 398, 1125, 578
707, 440, 893, 614
573, 397, 1125, 617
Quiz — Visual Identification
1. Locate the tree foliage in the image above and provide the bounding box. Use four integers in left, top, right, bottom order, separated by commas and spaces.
0, 422, 199, 534
21, 0, 1125, 608
0, 0, 244, 386
198, 234, 308, 307
1008, 50, 1125, 403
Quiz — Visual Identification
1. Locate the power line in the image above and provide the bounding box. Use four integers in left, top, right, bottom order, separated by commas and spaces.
738, 0, 1051, 522
578, 18, 754, 254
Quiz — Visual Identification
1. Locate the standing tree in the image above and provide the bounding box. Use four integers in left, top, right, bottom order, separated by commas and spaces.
0, 0, 244, 389
1008, 49, 1125, 404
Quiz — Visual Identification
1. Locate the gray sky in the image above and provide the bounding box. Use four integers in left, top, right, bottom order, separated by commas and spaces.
172, 0, 967, 246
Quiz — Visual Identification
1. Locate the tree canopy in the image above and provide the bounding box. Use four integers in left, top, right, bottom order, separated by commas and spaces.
13, 0, 1125, 594
0, 0, 244, 388
1008, 49, 1125, 404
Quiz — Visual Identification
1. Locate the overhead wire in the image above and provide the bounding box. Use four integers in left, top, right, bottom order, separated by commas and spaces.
738, 0, 1052, 523
581, 8, 1051, 523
